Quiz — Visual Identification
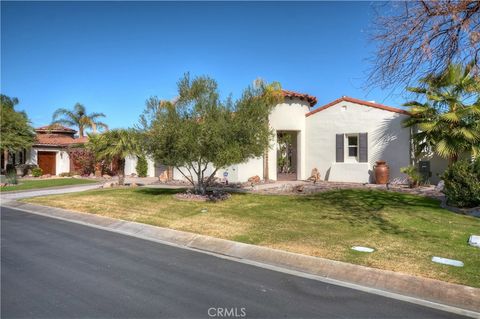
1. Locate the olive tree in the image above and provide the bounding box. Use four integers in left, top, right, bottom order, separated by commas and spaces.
139, 74, 282, 195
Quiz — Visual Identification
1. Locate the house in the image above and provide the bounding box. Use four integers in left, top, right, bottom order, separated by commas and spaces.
25, 124, 88, 175
126, 90, 441, 184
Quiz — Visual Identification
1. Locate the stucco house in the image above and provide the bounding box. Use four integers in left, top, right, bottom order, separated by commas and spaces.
126, 90, 445, 184
25, 124, 88, 175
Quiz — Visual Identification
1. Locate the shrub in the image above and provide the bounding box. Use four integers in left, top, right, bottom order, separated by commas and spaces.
6, 168, 17, 185
442, 158, 480, 208
68, 148, 95, 176
59, 172, 73, 177
136, 156, 148, 177
400, 165, 421, 188
32, 167, 43, 177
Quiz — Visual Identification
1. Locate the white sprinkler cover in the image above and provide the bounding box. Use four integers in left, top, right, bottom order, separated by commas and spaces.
468, 235, 480, 248
351, 246, 375, 253
432, 257, 464, 267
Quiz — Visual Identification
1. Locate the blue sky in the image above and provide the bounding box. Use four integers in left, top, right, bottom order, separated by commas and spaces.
1, 1, 404, 129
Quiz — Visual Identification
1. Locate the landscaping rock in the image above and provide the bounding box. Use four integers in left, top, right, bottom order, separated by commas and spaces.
130, 182, 138, 188
468, 235, 480, 248
158, 171, 169, 183
435, 180, 445, 192
247, 175, 261, 184
102, 182, 112, 188
72, 175, 81, 179
174, 190, 231, 202
307, 168, 321, 183
103, 174, 112, 179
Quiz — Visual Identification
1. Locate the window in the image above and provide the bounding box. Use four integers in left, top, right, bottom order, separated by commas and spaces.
347, 135, 358, 158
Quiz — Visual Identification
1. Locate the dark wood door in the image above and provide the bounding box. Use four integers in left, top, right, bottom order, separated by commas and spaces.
37, 151, 56, 175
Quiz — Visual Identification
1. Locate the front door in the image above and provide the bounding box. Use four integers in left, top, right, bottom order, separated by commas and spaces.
37, 151, 56, 175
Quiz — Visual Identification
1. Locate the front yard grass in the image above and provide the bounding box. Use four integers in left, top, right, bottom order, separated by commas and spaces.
1, 178, 97, 192
23, 187, 480, 287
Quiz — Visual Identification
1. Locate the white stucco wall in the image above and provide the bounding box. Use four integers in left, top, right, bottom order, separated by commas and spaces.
124, 155, 155, 177
305, 101, 411, 183
28, 147, 70, 176
267, 99, 310, 180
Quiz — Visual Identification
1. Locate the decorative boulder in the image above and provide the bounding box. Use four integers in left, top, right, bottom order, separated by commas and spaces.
435, 180, 445, 192
248, 175, 261, 184
102, 174, 112, 179
308, 168, 321, 184
130, 182, 138, 188
159, 171, 169, 183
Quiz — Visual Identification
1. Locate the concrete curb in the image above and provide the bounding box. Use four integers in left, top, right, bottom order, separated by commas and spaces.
2, 200, 479, 317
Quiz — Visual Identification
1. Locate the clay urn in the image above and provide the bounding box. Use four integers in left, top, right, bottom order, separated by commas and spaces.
374, 161, 389, 184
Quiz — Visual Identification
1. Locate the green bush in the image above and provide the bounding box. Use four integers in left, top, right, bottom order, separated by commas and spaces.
59, 172, 74, 177
136, 156, 148, 177
442, 158, 480, 208
6, 168, 17, 185
32, 167, 43, 177
400, 165, 421, 188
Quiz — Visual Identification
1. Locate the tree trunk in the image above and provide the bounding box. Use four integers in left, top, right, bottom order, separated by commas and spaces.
94, 161, 102, 177
79, 126, 84, 137
448, 154, 459, 166
118, 158, 125, 185
263, 149, 269, 181
3, 149, 9, 172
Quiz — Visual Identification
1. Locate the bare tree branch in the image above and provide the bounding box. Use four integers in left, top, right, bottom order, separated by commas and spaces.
368, 1, 480, 89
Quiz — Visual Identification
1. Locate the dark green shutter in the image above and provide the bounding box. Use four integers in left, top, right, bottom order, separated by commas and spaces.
359, 132, 368, 163
336, 134, 344, 162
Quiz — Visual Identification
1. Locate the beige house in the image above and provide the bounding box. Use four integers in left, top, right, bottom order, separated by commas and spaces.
126, 90, 447, 184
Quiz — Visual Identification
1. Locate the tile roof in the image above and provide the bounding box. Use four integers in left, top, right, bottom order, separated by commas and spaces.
34, 134, 88, 147
305, 96, 410, 117
35, 124, 77, 133
282, 90, 317, 107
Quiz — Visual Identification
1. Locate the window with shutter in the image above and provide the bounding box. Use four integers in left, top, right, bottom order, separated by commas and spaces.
359, 132, 368, 163
336, 134, 344, 162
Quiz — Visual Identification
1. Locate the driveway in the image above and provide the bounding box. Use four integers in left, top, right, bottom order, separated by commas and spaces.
1, 207, 466, 319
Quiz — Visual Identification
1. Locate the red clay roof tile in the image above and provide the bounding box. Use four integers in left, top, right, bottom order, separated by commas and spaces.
305, 96, 409, 117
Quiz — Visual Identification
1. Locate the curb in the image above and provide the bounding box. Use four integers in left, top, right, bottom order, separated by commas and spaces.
2, 200, 480, 317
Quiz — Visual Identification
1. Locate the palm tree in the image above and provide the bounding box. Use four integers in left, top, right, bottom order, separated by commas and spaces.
87, 129, 141, 185
52, 103, 108, 137
403, 62, 480, 164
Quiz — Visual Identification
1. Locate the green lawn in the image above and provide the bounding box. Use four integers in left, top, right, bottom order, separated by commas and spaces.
1, 178, 97, 192
24, 187, 480, 287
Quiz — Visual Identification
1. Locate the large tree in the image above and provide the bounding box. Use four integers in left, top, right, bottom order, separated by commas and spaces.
52, 103, 108, 137
0, 94, 35, 171
370, 1, 480, 89
87, 129, 142, 185
139, 74, 282, 195
403, 62, 480, 164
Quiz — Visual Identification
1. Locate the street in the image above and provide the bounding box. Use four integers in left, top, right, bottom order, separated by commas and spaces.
1, 207, 467, 318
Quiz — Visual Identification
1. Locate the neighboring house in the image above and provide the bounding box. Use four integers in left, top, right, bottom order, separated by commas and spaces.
126, 90, 446, 184
25, 125, 88, 175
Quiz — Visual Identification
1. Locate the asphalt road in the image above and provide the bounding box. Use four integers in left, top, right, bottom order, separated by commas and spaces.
1, 207, 467, 319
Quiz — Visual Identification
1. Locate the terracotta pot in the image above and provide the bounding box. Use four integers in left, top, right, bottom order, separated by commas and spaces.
374, 161, 389, 184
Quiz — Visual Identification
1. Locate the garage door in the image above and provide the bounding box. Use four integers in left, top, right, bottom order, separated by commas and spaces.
38, 151, 56, 175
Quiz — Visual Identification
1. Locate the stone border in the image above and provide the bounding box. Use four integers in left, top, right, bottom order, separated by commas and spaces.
2, 200, 479, 317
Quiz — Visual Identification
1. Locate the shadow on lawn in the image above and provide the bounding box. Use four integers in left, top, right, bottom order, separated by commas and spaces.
295, 189, 442, 236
